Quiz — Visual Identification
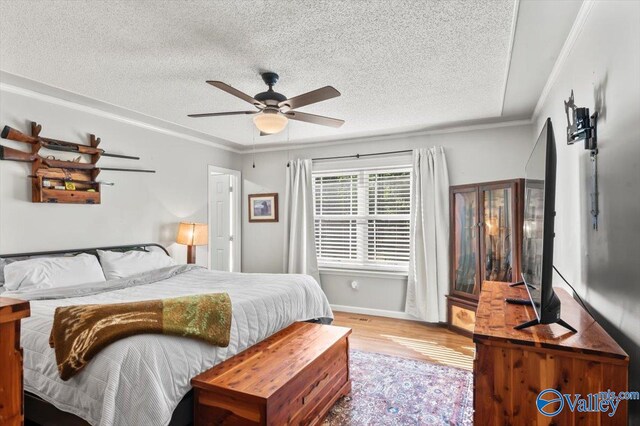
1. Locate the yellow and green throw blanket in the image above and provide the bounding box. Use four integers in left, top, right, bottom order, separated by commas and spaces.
49, 293, 232, 380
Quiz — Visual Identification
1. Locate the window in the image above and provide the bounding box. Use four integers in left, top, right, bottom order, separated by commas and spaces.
313, 166, 411, 271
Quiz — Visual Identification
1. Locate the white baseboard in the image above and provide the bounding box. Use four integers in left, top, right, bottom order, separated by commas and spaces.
330, 304, 417, 321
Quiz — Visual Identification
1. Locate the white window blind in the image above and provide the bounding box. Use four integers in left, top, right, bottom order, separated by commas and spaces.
313, 166, 411, 271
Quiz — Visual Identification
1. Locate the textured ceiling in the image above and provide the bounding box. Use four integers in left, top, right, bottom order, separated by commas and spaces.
1, 0, 519, 147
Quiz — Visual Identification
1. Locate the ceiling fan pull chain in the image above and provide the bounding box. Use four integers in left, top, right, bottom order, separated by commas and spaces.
286, 126, 291, 168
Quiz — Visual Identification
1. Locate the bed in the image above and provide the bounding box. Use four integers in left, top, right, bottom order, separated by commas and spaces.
0, 244, 333, 426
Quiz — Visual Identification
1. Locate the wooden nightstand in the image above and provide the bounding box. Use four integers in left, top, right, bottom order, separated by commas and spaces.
0, 297, 31, 426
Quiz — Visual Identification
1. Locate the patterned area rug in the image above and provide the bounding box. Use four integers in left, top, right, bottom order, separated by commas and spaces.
323, 350, 473, 425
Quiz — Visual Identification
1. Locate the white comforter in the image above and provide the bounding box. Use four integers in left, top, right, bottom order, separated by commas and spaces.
7, 265, 332, 426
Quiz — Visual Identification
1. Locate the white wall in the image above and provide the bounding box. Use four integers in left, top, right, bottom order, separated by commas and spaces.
242, 123, 533, 313
533, 1, 640, 421
0, 86, 241, 265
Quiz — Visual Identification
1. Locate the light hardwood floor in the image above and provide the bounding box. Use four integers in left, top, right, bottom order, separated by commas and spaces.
332, 311, 475, 370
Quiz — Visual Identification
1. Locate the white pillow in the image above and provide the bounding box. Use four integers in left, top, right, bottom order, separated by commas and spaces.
97, 249, 176, 280
3, 254, 106, 291
0, 257, 22, 286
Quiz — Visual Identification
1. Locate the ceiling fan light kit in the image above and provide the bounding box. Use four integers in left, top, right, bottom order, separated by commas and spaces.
253, 110, 288, 135
189, 72, 344, 136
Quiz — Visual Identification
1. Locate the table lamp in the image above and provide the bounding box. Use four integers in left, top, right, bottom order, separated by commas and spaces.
176, 222, 208, 264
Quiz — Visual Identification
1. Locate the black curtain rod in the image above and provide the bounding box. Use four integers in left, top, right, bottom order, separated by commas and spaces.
312, 149, 412, 162
285, 149, 412, 167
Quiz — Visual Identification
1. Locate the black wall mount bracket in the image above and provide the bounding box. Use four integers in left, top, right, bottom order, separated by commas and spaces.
564, 90, 600, 230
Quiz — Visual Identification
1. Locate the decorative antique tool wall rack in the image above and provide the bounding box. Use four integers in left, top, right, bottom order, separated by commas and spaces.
0, 121, 155, 204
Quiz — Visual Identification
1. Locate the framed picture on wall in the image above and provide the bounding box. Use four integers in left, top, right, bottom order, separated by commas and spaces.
248, 193, 279, 222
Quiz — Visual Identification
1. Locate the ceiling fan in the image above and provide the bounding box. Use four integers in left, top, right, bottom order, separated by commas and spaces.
188, 72, 344, 135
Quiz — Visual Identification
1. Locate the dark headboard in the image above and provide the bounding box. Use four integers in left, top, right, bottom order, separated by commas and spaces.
0, 243, 169, 259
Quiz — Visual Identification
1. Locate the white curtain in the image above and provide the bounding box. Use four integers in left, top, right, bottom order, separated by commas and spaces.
405, 147, 450, 322
283, 159, 321, 284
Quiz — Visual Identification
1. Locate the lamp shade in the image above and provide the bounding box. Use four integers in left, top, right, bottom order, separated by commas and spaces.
253, 111, 288, 134
176, 222, 208, 246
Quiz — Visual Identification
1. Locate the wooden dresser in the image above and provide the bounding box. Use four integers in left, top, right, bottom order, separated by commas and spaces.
0, 297, 30, 426
192, 322, 351, 425
473, 282, 629, 425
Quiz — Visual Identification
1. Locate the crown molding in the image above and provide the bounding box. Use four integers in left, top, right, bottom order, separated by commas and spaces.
0, 71, 244, 154
531, 0, 596, 119
1, 71, 534, 156
243, 118, 532, 154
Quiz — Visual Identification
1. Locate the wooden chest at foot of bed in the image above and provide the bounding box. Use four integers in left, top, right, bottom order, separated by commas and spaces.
191, 322, 352, 426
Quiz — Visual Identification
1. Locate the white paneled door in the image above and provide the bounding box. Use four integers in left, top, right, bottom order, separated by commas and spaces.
210, 173, 231, 271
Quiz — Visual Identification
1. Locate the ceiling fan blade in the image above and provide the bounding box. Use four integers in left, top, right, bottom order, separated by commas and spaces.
279, 86, 340, 111
206, 81, 265, 107
284, 111, 345, 128
188, 111, 257, 118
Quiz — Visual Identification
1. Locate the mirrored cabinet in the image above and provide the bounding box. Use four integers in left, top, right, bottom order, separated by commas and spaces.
447, 179, 524, 335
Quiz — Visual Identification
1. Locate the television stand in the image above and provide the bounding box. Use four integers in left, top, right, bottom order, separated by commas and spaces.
473, 281, 629, 425
514, 317, 577, 332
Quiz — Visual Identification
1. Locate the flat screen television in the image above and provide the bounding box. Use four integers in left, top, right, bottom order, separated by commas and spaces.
511, 118, 576, 332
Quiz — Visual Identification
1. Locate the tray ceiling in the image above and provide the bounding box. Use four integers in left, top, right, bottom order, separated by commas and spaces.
0, 0, 581, 149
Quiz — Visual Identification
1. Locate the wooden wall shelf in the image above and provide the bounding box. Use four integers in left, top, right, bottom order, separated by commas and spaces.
0, 121, 154, 204
29, 123, 101, 204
